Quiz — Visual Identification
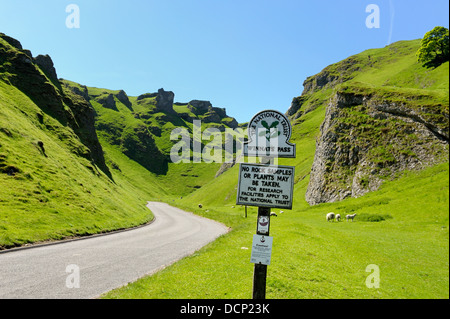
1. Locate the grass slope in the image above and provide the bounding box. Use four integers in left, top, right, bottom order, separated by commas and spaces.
1, 30, 233, 249
0, 80, 158, 249
0, 64, 226, 250
0, 79, 222, 249
63, 79, 230, 197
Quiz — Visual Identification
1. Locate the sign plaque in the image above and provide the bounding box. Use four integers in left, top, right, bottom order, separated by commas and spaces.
237, 163, 295, 210
243, 110, 296, 158
250, 235, 273, 266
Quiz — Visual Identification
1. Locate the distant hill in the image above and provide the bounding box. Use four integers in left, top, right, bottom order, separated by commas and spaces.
61, 80, 239, 175
0, 33, 237, 249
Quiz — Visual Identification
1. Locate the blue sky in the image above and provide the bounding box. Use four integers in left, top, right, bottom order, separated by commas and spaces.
0, 0, 449, 123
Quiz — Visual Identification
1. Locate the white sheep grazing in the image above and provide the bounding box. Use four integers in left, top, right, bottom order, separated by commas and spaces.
326, 212, 335, 222
336, 214, 341, 222
346, 213, 357, 222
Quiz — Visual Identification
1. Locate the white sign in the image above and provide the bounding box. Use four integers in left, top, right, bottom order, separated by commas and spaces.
258, 216, 270, 234
237, 163, 295, 209
243, 110, 296, 158
251, 235, 273, 265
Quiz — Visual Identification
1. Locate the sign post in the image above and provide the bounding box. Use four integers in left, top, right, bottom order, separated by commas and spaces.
252, 206, 271, 299
237, 110, 296, 299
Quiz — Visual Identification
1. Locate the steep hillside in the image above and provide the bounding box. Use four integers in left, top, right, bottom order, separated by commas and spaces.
0, 34, 109, 177
289, 39, 449, 205
61, 80, 239, 195
0, 34, 163, 249
0, 33, 238, 249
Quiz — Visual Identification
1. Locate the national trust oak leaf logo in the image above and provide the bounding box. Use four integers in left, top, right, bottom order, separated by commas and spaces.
259, 120, 281, 141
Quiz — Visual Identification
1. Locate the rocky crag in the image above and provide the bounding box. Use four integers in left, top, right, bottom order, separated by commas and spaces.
1, 32, 239, 178
287, 40, 449, 205
0, 33, 111, 177
62, 82, 239, 174
305, 87, 448, 205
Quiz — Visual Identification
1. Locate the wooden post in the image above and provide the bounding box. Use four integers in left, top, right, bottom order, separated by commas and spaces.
241, 111, 296, 300
253, 206, 271, 299
252, 156, 273, 299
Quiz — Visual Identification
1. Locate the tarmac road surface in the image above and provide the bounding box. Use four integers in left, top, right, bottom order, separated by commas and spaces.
0, 202, 229, 299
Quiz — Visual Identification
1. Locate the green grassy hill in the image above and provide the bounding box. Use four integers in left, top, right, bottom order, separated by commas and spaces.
0, 35, 168, 248
0, 34, 227, 249
104, 39, 449, 299
61, 80, 227, 196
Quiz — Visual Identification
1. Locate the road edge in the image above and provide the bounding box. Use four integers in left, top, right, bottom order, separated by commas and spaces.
0, 203, 157, 255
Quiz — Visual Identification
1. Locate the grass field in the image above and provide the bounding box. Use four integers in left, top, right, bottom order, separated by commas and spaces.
103, 162, 449, 299
0, 80, 159, 248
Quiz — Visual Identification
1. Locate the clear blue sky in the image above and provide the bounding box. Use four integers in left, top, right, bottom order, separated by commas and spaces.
1, 0, 449, 123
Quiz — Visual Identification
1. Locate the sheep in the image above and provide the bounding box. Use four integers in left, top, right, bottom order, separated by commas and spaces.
346, 213, 357, 222
326, 212, 335, 222
336, 214, 341, 222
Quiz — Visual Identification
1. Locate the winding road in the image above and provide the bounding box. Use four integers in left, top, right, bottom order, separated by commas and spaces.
0, 202, 229, 299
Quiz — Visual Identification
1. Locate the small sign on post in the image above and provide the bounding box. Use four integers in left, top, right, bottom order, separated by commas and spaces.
252, 206, 271, 300
251, 235, 273, 265
237, 109, 296, 300
257, 216, 270, 234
